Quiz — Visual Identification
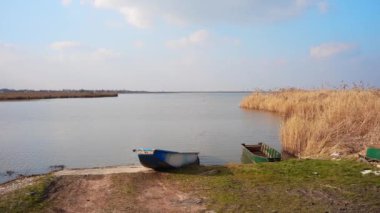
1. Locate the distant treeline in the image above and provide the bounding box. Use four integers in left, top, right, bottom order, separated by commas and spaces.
0, 88, 252, 94
0, 89, 151, 94
0, 90, 118, 101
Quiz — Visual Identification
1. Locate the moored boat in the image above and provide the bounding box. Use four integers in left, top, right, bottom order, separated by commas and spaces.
133, 148, 200, 170
241, 143, 281, 163
365, 147, 380, 161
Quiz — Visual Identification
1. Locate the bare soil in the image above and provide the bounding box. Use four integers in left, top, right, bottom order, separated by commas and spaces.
40, 166, 207, 213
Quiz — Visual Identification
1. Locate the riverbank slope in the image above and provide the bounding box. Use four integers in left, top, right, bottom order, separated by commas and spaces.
1, 160, 379, 212
241, 89, 380, 158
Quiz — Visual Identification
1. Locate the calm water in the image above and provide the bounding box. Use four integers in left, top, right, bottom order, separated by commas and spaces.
0, 93, 281, 183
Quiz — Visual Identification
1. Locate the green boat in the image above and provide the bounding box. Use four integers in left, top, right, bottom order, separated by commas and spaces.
365, 147, 380, 161
241, 143, 281, 163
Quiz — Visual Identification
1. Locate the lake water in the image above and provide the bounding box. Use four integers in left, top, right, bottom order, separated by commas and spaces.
0, 93, 281, 183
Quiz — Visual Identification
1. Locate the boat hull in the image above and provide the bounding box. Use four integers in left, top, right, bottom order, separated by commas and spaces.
134, 149, 200, 170
366, 147, 380, 161
241, 146, 269, 163
241, 143, 281, 164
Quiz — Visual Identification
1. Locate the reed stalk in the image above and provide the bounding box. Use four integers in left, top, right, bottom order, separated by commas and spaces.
240, 88, 380, 157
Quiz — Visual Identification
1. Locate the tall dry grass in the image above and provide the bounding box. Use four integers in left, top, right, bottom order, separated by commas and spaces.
240, 89, 380, 157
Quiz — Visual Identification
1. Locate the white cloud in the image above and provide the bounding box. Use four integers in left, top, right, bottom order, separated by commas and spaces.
0, 42, 16, 51
220, 37, 241, 46
310, 42, 357, 59
166, 30, 210, 49
318, 1, 329, 13
104, 20, 125, 29
49, 48, 120, 62
92, 48, 120, 59
82, 0, 327, 28
48, 41, 120, 62
119, 6, 151, 28
61, 0, 72, 6
50, 41, 81, 51
0, 42, 19, 64
133, 40, 145, 48
1, 41, 379, 90
86, 0, 152, 28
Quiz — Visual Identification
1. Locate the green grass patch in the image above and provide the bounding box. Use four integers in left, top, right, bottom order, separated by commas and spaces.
169, 160, 380, 212
0, 176, 54, 213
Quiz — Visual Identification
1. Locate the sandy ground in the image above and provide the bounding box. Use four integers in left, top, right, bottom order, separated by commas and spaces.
0, 165, 150, 196
54, 165, 152, 176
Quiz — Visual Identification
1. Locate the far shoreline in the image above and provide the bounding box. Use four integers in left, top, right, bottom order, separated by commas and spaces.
0, 90, 118, 101
0, 89, 253, 101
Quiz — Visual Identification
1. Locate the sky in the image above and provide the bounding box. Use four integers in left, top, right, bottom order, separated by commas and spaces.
0, 0, 379, 91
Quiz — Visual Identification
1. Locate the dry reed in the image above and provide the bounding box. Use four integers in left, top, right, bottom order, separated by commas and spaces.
240, 88, 380, 157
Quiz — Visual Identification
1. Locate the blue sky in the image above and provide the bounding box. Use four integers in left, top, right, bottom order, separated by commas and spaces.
0, 0, 379, 90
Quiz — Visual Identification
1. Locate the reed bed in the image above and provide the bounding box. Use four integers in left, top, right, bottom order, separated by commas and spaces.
240, 89, 380, 157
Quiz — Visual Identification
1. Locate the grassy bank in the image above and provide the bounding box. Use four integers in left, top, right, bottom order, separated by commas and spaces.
1, 160, 379, 212
240, 89, 380, 157
0, 91, 118, 101
0, 176, 53, 212
172, 160, 380, 212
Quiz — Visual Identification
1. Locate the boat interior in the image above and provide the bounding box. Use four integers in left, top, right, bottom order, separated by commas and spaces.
243, 144, 267, 157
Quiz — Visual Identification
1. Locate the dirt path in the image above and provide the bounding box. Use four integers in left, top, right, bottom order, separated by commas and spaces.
45, 175, 113, 213
135, 175, 206, 213
40, 166, 207, 212
1, 165, 208, 212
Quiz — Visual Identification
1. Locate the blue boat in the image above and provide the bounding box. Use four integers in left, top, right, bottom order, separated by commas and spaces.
133, 148, 200, 170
